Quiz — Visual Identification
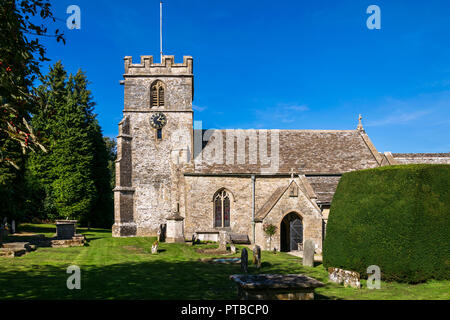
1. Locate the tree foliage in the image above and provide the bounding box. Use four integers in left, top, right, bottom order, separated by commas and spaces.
26, 62, 113, 227
323, 164, 450, 283
0, 0, 64, 167
0, 0, 64, 223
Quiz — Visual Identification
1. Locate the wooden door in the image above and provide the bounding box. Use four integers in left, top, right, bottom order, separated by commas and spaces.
290, 217, 303, 251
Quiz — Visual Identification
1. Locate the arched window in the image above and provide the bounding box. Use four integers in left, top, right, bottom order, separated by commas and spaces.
150, 80, 165, 107
214, 189, 230, 228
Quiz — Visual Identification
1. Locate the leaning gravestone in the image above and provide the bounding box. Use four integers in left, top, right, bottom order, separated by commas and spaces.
253, 245, 261, 269
241, 248, 248, 273
218, 231, 228, 251
303, 239, 315, 267
230, 244, 237, 254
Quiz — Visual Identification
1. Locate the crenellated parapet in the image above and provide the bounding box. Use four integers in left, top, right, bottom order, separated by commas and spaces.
124, 55, 193, 76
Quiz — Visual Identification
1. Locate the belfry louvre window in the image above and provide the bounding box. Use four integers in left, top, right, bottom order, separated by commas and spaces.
151, 80, 165, 107
214, 190, 230, 228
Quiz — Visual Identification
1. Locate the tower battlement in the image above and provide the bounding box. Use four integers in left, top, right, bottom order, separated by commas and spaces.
124, 55, 193, 76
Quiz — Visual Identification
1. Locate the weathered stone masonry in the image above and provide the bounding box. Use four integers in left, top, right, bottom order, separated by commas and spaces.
113, 54, 449, 252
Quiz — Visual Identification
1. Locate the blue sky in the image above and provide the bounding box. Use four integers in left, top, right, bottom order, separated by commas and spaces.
37, 0, 450, 153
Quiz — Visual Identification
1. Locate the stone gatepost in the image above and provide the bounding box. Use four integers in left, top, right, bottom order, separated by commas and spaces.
166, 210, 185, 243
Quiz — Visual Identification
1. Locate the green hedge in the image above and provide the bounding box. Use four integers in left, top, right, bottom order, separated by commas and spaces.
323, 164, 450, 283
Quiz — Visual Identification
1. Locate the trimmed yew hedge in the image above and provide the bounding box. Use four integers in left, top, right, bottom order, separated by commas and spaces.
323, 164, 450, 283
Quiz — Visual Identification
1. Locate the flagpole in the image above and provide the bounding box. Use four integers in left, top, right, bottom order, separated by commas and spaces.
160, 1, 163, 63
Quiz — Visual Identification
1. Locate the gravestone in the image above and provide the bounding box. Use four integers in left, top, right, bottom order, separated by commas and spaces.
253, 245, 261, 269
11, 220, 15, 234
218, 231, 228, 251
191, 233, 198, 245
303, 239, 315, 267
157, 224, 166, 242
151, 242, 158, 254
241, 248, 248, 273
230, 244, 237, 254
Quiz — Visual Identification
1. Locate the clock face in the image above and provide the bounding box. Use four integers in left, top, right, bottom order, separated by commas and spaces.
150, 113, 167, 129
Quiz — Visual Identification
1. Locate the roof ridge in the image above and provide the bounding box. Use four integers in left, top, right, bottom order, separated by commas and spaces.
199, 129, 359, 133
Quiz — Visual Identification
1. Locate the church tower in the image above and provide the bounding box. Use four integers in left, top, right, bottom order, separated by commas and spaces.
113, 55, 194, 237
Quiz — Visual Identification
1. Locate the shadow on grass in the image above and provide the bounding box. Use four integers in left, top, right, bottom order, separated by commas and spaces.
17, 224, 111, 235
0, 258, 335, 300
17, 224, 56, 235
0, 259, 238, 299
314, 291, 343, 300
77, 228, 112, 234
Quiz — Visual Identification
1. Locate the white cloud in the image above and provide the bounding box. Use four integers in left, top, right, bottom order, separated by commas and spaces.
278, 103, 309, 112
365, 91, 450, 128
193, 105, 206, 112
366, 110, 432, 127
250, 103, 309, 127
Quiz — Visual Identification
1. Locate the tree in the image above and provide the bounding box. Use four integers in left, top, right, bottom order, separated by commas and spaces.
0, 0, 64, 224
104, 137, 117, 189
0, 0, 64, 168
25, 61, 70, 221
323, 164, 450, 283
27, 62, 113, 226
263, 223, 277, 251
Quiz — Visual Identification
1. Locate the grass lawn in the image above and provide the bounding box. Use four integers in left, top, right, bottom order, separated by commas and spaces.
0, 224, 448, 300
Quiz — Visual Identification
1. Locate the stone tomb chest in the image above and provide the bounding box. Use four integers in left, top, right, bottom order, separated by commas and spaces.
196, 232, 219, 242
55, 220, 78, 240
230, 274, 324, 300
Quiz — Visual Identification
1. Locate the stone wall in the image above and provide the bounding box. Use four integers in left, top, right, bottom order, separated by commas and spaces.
255, 181, 323, 252
113, 55, 194, 237
392, 153, 450, 165
183, 176, 252, 236
129, 111, 192, 236
113, 54, 385, 245
124, 77, 193, 112
183, 175, 324, 250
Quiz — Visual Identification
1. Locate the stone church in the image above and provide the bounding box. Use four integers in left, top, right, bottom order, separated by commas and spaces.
112, 54, 450, 253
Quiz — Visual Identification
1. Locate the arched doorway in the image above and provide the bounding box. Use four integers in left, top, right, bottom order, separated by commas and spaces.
280, 212, 303, 252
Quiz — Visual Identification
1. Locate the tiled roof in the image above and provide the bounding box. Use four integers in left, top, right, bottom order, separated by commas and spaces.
392, 153, 450, 158
191, 129, 380, 174
306, 176, 341, 203
392, 153, 450, 164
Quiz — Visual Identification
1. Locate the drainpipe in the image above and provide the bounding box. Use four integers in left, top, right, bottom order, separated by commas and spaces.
251, 174, 256, 245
